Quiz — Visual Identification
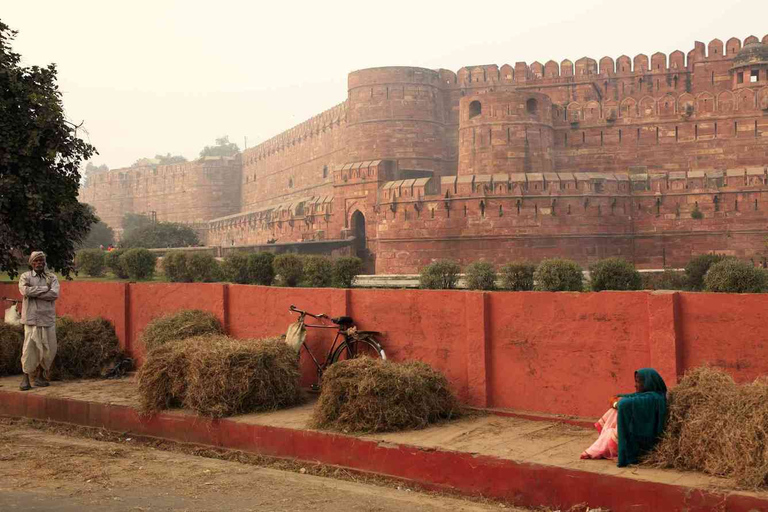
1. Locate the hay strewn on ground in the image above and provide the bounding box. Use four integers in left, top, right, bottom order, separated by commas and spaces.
140, 309, 223, 351
312, 358, 459, 433
648, 366, 768, 488
52, 316, 125, 380
0, 323, 24, 376
136, 335, 303, 418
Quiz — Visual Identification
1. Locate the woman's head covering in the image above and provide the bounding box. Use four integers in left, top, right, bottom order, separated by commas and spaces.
616, 367, 668, 467
635, 368, 667, 394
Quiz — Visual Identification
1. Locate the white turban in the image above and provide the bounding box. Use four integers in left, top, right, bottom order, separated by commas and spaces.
28, 251, 46, 265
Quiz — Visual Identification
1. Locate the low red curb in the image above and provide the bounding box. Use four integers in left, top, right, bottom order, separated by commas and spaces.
1, 391, 764, 512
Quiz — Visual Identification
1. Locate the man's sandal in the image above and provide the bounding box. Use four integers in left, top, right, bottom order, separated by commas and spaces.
33, 380, 49, 388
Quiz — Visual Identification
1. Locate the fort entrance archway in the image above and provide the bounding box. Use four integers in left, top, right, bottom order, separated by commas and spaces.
351, 210, 374, 273
351, 210, 366, 255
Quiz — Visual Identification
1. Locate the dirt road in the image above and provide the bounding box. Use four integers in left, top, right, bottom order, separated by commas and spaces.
0, 419, 522, 512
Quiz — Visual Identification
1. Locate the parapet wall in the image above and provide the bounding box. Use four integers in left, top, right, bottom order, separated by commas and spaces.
2, 281, 766, 418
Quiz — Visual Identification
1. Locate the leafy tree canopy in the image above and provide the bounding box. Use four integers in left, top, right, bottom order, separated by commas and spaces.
79, 207, 115, 249
199, 136, 239, 158
121, 213, 154, 237
0, 21, 97, 278
82, 161, 108, 186
131, 153, 187, 167
120, 222, 200, 249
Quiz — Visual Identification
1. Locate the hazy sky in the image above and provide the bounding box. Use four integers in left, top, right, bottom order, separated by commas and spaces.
4, 1, 767, 169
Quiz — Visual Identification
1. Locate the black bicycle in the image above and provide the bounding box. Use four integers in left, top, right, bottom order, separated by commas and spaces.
288, 304, 386, 387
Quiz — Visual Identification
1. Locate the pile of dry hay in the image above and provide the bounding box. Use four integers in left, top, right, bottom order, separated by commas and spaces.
0, 317, 125, 379
52, 316, 126, 379
648, 366, 768, 488
312, 358, 459, 433
140, 310, 223, 351
137, 335, 302, 418
0, 323, 24, 376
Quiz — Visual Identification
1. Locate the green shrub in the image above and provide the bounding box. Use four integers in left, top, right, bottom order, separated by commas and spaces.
162, 251, 191, 282
74, 249, 106, 277
222, 252, 250, 284
641, 269, 687, 291
704, 260, 768, 293
419, 260, 461, 290
685, 253, 730, 291
499, 262, 536, 291
273, 254, 304, 287
121, 221, 200, 249
534, 259, 583, 292
302, 255, 334, 288
589, 257, 642, 291
248, 252, 275, 286
105, 249, 128, 279
187, 253, 221, 282
119, 248, 156, 281
464, 261, 497, 290
332, 257, 363, 288
691, 206, 704, 220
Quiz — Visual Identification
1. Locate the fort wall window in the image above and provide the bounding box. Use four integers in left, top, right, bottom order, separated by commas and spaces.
737, 72, 744, 84
751, 70, 760, 83
469, 101, 482, 119
526, 98, 539, 115
323, 165, 328, 178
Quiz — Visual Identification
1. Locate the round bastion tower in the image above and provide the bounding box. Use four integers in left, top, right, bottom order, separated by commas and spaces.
458, 91, 555, 175
346, 67, 452, 178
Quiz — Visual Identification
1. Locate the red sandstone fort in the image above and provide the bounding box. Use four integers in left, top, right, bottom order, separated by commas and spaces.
80, 35, 768, 273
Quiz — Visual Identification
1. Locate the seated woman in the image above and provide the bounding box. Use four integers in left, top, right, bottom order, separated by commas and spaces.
581, 368, 668, 467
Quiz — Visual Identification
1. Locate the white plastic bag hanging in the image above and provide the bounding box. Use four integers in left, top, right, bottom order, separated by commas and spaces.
4, 303, 21, 325
284, 320, 306, 352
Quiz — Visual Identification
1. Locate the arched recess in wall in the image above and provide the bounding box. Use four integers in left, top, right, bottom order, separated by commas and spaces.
469, 100, 482, 119
351, 210, 366, 256
526, 98, 539, 115
718, 91, 736, 113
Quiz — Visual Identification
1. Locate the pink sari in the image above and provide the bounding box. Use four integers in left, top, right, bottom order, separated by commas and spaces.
582, 408, 619, 460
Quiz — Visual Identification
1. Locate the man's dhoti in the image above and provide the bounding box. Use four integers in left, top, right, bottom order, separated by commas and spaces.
21, 325, 57, 375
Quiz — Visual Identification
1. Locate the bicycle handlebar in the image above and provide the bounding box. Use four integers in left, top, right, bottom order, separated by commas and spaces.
289, 305, 327, 319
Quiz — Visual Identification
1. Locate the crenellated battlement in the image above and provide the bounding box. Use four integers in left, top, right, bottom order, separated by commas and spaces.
242, 101, 348, 165
444, 35, 768, 87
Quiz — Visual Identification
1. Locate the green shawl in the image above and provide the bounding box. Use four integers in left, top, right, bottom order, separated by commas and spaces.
616, 368, 668, 467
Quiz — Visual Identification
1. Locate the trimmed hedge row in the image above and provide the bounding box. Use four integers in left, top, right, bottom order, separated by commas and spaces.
164, 251, 362, 288
419, 254, 768, 293
76, 248, 156, 281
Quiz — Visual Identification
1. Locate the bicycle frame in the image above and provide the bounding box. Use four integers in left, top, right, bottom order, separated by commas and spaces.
290, 306, 349, 374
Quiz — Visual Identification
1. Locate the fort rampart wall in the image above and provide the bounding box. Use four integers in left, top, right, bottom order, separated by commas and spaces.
81, 34, 768, 271
79, 157, 241, 234
2, 281, 766, 418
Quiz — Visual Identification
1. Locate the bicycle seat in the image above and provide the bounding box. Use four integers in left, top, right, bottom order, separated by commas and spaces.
331, 316, 354, 326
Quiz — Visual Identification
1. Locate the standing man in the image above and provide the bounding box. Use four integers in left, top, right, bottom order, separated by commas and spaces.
18, 251, 59, 391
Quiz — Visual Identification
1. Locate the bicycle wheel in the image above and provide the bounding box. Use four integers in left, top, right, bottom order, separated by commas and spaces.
331, 333, 386, 363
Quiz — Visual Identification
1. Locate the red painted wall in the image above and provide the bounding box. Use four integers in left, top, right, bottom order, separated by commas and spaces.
4, 281, 768, 418
487, 292, 650, 417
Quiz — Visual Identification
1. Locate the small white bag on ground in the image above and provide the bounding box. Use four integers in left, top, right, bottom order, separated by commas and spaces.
4, 304, 21, 326
284, 320, 306, 353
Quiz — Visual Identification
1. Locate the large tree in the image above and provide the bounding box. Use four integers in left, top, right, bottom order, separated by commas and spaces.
0, 21, 97, 278
199, 136, 239, 158
121, 222, 200, 249
82, 161, 108, 186
79, 206, 115, 249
